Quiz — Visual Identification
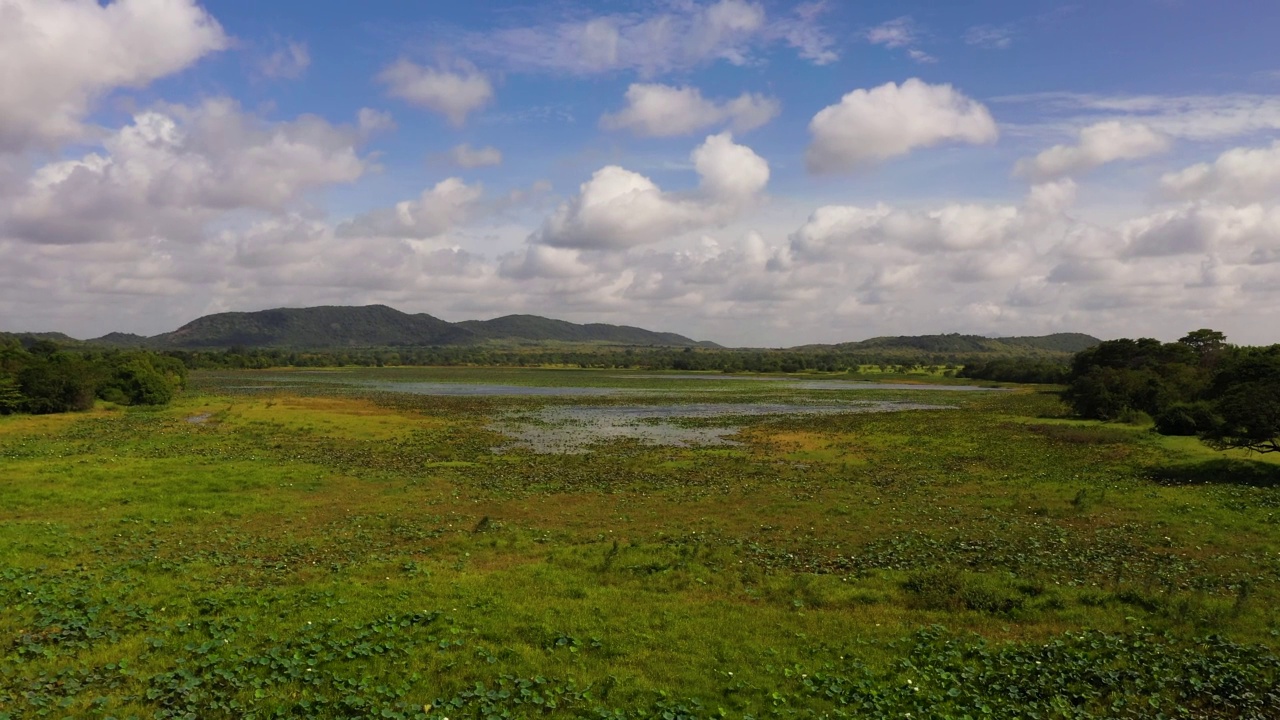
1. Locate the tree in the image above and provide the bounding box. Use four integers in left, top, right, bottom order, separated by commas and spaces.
1199, 348, 1280, 453
99, 358, 174, 405
0, 374, 23, 415
18, 359, 97, 414
1178, 329, 1228, 358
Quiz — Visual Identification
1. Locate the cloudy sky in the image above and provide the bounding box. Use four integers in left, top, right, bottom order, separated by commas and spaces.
2, 0, 1279, 346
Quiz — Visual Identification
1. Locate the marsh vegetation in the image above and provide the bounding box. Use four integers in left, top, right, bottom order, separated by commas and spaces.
2, 366, 1280, 718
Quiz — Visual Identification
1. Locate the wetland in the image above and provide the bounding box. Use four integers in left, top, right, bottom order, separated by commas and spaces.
3, 366, 1280, 718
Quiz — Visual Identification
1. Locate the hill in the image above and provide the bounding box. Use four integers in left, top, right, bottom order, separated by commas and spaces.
89, 332, 152, 348
457, 315, 718, 347
151, 305, 474, 349
10, 305, 713, 349
801, 332, 1101, 356
8, 308, 1096, 355
0, 331, 84, 347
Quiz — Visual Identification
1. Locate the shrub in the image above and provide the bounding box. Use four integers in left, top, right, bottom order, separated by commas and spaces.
903, 568, 1025, 615
1154, 401, 1218, 436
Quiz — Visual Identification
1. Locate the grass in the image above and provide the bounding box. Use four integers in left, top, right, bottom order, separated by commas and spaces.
2, 368, 1280, 718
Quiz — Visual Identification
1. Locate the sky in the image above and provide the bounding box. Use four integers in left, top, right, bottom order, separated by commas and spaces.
2, 0, 1280, 347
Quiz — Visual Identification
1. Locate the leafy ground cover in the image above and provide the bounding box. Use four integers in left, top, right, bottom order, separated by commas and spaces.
2, 368, 1280, 718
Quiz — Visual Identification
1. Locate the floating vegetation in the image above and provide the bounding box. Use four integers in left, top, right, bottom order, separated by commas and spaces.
491, 401, 953, 453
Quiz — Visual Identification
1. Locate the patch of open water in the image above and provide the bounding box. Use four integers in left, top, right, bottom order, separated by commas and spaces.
233, 374, 998, 396
491, 401, 952, 454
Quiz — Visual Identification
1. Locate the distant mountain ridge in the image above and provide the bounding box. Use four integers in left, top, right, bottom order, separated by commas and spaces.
799, 332, 1101, 355
4, 307, 1100, 353
69, 305, 717, 349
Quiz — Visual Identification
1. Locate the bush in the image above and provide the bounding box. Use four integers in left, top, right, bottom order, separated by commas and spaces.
903, 568, 1025, 615
100, 358, 174, 405
1154, 401, 1218, 436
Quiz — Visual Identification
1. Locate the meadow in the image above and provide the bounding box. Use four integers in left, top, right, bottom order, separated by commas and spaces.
3, 367, 1280, 719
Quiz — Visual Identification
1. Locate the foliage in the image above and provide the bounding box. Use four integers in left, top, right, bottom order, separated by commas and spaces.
1064, 331, 1280, 454
17, 355, 99, 413
1201, 347, 1280, 453
958, 357, 1067, 384
0, 341, 184, 414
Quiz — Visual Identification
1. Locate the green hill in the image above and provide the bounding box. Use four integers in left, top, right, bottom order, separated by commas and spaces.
802, 332, 1101, 356
89, 332, 152, 348
458, 315, 716, 347
0, 331, 84, 347
151, 305, 473, 349
9, 308, 1096, 355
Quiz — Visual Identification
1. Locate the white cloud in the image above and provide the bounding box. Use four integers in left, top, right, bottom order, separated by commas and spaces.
0, 0, 227, 152
600, 83, 780, 137
461, 0, 834, 76
865, 16, 934, 63
535, 132, 768, 250
259, 39, 310, 80
357, 108, 396, 135
806, 79, 999, 173
1122, 203, 1280, 258
448, 144, 503, 168
1160, 141, 1280, 203
994, 92, 1280, 141
2, 99, 368, 245
378, 60, 493, 126
337, 178, 483, 239
1015, 121, 1170, 181
865, 17, 916, 48
964, 25, 1016, 49
773, 2, 838, 65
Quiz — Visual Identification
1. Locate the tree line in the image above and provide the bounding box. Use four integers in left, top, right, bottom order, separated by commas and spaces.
1064, 329, 1280, 454
0, 339, 187, 415
158, 346, 972, 374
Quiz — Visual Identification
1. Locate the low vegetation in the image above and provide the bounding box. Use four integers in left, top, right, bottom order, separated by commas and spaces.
2, 365, 1279, 717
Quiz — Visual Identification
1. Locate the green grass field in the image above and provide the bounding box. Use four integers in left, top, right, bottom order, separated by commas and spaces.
3, 368, 1280, 719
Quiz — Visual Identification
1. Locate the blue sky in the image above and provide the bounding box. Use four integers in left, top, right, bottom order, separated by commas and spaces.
3, 0, 1280, 345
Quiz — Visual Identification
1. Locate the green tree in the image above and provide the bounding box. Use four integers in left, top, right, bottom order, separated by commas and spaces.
18, 358, 97, 414
1200, 348, 1280, 453
0, 374, 23, 415
1178, 328, 1229, 357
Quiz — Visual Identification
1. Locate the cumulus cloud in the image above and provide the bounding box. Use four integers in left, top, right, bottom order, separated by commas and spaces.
461, 0, 834, 76
259, 40, 310, 80
806, 79, 999, 173
1160, 141, 1280, 203
788, 180, 1076, 269
2, 100, 368, 245
535, 132, 768, 250
1122, 203, 1280, 258
600, 83, 779, 137
0, 0, 227, 152
1015, 121, 1170, 181
378, 60, 493, 126
337, 178, 483, 239
448, 144, 503, 168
